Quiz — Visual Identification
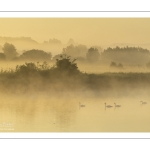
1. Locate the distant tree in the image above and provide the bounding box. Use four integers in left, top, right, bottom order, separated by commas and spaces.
49, 38, 62, 45
110, 62, 124, 69
55, 54, 79, 74
67, 38, 75, 45
44, 38, 62, 45
52, 54, 63, 61
19, 49, 52, 61
101, 46, 150, 65
16, 62, 38, 76
2, 42, 18, 60
86, 47, 100, 63
0, 53, 6, 61
91, 46, 103, 53
37, 61, 50, 70
63, 44, 88, 58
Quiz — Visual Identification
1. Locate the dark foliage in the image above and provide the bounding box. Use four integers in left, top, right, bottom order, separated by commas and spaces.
63, 44, 87, 58
55, 54, 80, 74
0, 53, 150, 95
110, 61, 123, 69
19, 49, 52, 61
2, 42, 18, 60
101, 46, 150, 65
110, 61, 117, 67
0, 53, 6, 60
86, 47, 100, 63
16, 62, 38, 76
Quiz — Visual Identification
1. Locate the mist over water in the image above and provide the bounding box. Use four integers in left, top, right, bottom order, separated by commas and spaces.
0, 56, 150, 132
0, 60, 150, 132
1, 18, 150, 132
0, 92, 150, 132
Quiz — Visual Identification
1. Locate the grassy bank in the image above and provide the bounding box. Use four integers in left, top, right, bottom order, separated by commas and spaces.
0, 62, 150, 95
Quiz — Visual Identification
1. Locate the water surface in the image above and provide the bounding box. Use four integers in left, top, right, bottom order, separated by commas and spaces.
0, 94, 149, 132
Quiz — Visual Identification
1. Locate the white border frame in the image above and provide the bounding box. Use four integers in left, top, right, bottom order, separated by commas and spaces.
0, 11, 150, 139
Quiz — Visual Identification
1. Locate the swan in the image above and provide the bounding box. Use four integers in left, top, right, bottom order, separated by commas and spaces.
104, 103, 113, 108
140, 101, 147, 104
114, 103, 121, 107
79, 102, 85, 107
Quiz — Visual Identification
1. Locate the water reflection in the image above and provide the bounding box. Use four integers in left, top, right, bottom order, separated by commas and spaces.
0, 94, 150, 132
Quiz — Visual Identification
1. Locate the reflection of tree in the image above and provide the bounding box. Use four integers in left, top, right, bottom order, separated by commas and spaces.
50, 99, 78, 131
0, 97, 37, 131
55, 109, 76, 131
15, 99, 37, 131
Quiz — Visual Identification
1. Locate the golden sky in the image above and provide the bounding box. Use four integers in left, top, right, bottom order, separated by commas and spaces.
0, 18, 150, 46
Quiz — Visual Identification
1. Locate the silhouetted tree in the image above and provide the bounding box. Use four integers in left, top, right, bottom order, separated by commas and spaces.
0, 53, 6, 61
49, 38, 62, 45
52, 54, 63, 61
16, 62, 38, 76
67, 38, 75, 45
110, 62, 123, 69
86, 47, 100, 63
101, 46, 150, 65
19, 49, 52, 61
63, 44, 87, 58
92, 46, 103, 53
2, 42, 18, 60
44, 38, 62, 45
37, 61, 50, 70
55, 54, 79, 74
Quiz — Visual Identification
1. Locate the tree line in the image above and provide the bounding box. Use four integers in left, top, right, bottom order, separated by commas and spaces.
1, 42, 150, 67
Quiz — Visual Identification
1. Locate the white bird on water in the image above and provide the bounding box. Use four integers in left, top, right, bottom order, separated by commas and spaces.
104, 103, 113, 108
114, 103, 121, 107
140, 101, 147, 104
79, 102, 85, 107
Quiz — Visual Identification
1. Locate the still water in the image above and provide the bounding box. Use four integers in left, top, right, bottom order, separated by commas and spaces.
0, 94, 150, 132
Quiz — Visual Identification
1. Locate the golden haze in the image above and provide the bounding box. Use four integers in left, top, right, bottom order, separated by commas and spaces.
0, 18, 150, 46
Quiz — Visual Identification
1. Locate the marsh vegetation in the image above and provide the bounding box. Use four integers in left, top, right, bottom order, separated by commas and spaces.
0, 41, 150, 132
0, 54, 149, 104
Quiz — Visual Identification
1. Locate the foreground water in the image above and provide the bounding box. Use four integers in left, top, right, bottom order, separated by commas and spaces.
0, 94, 149, 132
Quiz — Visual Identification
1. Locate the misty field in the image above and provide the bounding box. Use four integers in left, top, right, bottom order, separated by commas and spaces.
0, 51, 150, 132
1, 18, 150, 132
0, 59, 150, 132
0, 57, 150, 99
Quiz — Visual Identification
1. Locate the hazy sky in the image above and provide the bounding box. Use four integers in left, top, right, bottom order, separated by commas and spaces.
0, 18, 150, 46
